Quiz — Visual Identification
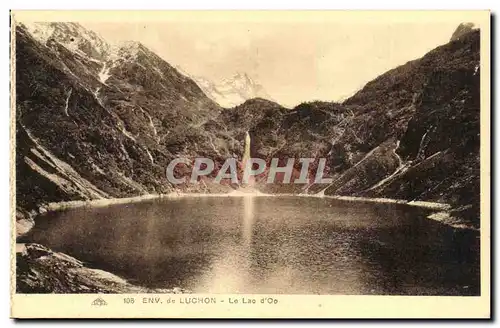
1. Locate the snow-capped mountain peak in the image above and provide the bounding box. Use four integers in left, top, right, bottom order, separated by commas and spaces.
22, 22, 110, 60
21, 22, 152, 65
177, 68, 275, 108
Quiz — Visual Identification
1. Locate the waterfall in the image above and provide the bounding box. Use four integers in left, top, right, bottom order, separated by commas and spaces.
240, 131, 250, 184
242, 131, 251, 166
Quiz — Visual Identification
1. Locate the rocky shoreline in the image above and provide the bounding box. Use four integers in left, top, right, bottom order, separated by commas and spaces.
15, 192, 194, 293
16, 243, 188, 294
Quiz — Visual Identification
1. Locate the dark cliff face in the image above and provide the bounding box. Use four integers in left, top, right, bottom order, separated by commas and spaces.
368, 31, 481, 225
15, 23, 481, 226
348, 30, 480, 227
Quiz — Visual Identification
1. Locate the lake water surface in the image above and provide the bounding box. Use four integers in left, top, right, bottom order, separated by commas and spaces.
23, 196, 480, 295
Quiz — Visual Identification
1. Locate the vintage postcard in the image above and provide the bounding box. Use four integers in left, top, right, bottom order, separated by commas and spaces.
10, 10, 490, 319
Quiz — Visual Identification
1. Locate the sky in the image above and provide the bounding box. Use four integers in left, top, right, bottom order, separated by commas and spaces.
83, 19, 466, 107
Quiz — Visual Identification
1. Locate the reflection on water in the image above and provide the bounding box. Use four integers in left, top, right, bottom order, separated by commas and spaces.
242, 196, 254, 247
22, 196, 480, 295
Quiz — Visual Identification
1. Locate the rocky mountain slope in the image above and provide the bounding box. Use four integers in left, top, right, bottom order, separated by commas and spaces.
177, 69, 276, 108
207, 28, 481, 226
15, 22, 237, 219
15, 22, 481, 229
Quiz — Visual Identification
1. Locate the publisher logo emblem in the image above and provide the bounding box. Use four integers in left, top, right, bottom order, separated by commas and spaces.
91, 297, 108, 306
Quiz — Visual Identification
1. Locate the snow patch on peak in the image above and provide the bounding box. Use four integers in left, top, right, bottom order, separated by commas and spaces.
98, 62, 112, 84
116, 40, 144, 50
108, 40, 147, 61
22, 22, 56, 43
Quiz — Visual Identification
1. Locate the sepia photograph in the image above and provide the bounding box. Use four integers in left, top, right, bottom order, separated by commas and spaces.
10, 10, 490, 318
